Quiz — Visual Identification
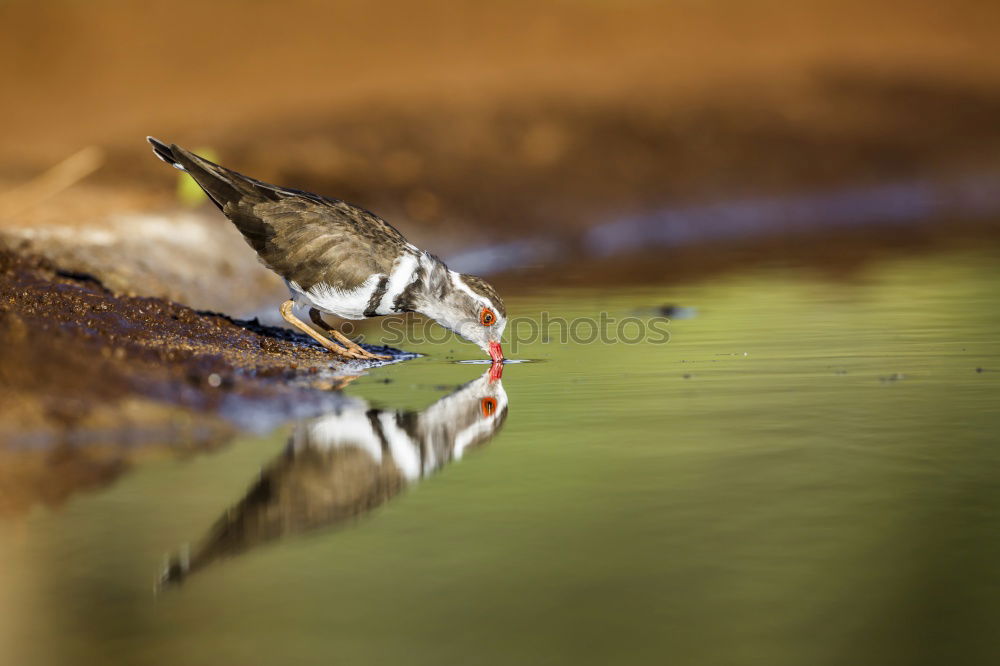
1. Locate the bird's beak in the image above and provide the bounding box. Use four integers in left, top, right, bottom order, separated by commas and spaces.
488, 341, 504, 363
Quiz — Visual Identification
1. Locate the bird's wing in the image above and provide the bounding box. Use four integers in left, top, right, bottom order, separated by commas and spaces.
233, 195, 410, 291
148, 138, 409, 290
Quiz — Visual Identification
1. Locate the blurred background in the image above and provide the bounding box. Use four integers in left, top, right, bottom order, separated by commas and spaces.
2, 0, 999, 310
2, 2, 1000, 665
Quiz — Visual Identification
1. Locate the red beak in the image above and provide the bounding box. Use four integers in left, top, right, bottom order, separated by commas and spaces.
488, 341, 504, 363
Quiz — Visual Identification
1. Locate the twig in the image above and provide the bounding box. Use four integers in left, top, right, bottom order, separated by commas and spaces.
0, 147, 105, 218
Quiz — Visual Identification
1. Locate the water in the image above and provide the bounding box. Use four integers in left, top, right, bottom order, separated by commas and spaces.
2, 249, 999, 665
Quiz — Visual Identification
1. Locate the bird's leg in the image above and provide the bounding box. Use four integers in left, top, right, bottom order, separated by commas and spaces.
280, 300, 363, 359
308, 308, 331, 330
309, 308, 391, 360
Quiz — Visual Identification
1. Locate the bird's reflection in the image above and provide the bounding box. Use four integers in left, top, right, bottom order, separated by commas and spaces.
160, 368, 507, 586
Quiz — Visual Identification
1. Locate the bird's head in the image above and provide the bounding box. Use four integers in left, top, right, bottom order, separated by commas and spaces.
421, 268, 506, 361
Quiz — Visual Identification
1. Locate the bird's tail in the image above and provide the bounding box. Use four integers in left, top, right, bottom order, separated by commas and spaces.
147, 136, 184, 170
146, 136, 250, 211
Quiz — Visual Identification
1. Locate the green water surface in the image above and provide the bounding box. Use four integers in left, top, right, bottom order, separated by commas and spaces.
2, 249, 998, 665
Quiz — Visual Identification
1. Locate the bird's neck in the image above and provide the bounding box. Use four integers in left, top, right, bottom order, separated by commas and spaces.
408, 253, 465, 327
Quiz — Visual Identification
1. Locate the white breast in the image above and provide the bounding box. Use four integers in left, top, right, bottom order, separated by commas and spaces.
375, 252, 420, 316
288, 274, 382, 320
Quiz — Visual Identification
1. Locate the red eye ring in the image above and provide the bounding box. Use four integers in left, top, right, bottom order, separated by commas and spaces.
481, 397, 497, 417
480, 307, 496, 326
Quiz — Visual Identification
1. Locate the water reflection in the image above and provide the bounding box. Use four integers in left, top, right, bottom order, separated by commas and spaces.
160, 367, 508, 586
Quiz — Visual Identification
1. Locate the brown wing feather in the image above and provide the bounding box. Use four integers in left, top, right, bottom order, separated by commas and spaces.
154, 140, 410, 290
231, 196, 409, 290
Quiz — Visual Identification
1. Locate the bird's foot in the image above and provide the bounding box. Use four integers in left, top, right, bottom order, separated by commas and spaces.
328, 329, 392, 360
296, 327, 368, 359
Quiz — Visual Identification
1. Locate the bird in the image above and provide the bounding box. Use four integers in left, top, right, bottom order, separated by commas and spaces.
146, 137, 506, 363
159, 367, 507, 585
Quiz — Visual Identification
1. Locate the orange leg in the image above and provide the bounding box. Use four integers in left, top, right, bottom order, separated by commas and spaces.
280, 301, 363, 359
309, 308, 391, 360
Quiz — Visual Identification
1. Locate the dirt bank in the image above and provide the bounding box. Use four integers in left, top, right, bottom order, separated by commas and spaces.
0, 248, 404, 515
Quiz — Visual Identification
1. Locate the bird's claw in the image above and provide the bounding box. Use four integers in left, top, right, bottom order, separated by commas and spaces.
346, 347, 391, 361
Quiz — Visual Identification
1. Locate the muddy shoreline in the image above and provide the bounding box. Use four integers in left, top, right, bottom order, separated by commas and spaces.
0, 248, 405, 515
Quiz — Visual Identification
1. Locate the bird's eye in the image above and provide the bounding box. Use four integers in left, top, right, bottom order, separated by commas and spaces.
480, 307, 496, 326
481, 397, 497, 417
